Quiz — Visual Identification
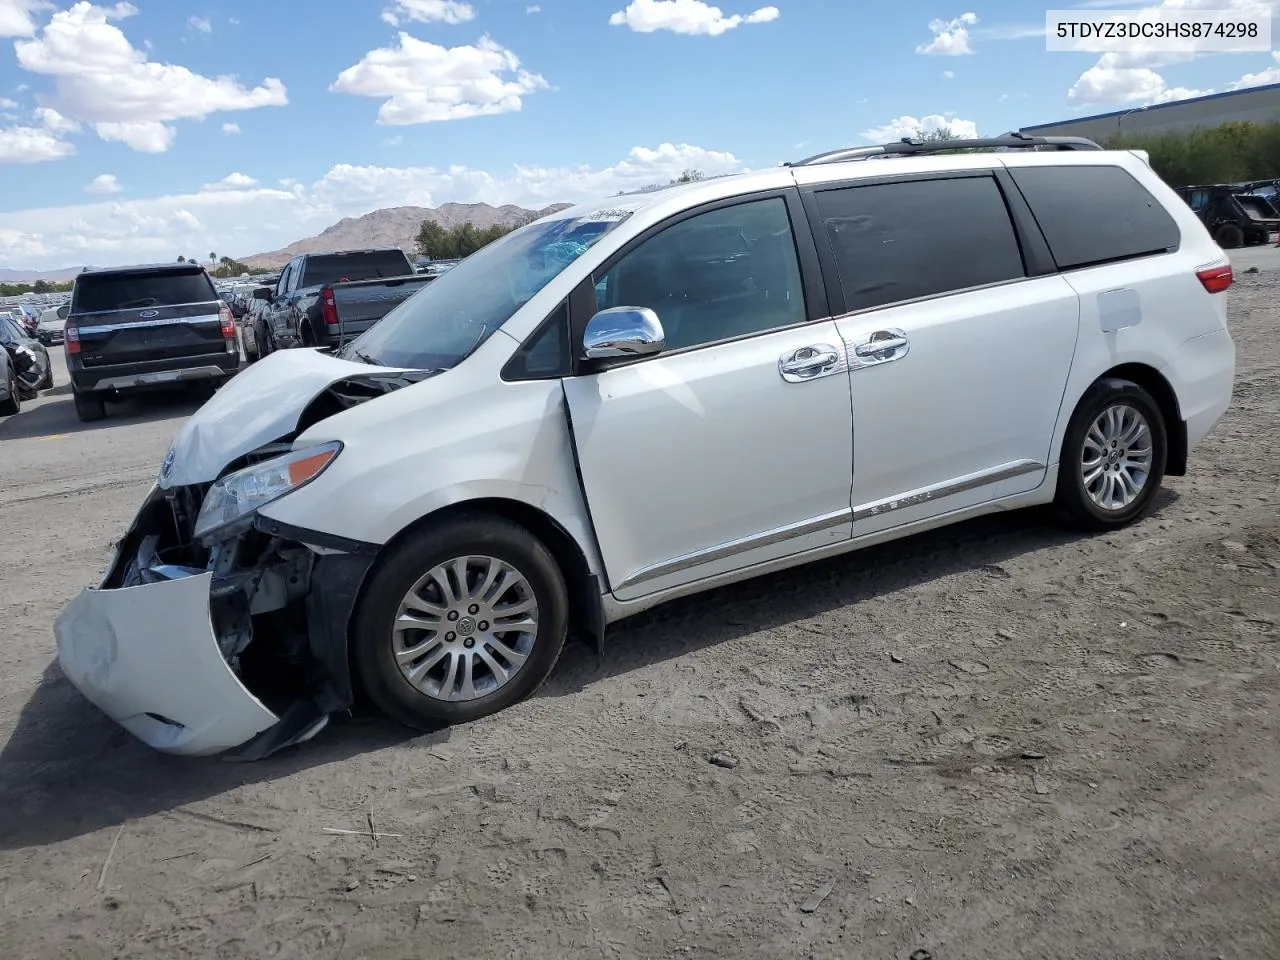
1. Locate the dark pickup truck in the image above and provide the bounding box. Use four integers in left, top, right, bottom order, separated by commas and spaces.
65, 263, 240, 422
253, 248, 434, 353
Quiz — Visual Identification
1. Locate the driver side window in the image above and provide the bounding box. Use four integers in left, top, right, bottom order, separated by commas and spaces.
594, 197, 807, 353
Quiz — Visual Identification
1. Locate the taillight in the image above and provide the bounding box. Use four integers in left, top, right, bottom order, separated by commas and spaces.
1197, 263, 1233, 294
65, 319, 80, 354
320, 286, 338, 330
219, 304, 235, 338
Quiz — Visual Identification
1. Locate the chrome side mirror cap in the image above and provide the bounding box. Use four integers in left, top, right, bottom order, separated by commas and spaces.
583, 306, 665, 360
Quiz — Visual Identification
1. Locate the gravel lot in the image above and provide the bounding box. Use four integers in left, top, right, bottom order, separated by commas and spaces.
2, 262, 1278, 960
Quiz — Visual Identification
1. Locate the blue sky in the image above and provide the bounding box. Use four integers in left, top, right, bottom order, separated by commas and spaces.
0, 0, 1277, 271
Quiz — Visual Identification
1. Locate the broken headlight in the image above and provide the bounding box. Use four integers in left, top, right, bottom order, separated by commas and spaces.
194, 441, 342, 543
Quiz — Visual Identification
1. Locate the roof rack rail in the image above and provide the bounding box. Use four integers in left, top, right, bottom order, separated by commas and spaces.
785, 132, 1104, 167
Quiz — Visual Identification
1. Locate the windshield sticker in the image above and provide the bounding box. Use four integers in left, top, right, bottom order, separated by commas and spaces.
574, 209, 634, 224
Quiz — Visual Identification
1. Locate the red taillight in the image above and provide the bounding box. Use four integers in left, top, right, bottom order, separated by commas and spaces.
320, 286, 338, 330
65, 319, 80, 354
1197, 263, 1233, 294
219, 304, 235, 338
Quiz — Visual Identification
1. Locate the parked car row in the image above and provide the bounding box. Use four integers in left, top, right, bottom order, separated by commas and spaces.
0, 310, 54, 415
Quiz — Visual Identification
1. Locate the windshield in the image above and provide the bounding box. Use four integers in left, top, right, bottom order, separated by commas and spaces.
343, 209, 633, 369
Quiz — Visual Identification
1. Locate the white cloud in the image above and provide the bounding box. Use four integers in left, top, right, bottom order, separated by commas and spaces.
609, 0, 779, 36
860, 114, 980, 143
1065, 0, 1280, 105
85, 173, 120, 193
0, 0, 46, 37
381, 0, 475, 25
0, 141, 745, 270
1228, 49, 1280, 89
0, 124, 74, 162
204, 172, 258, 191
942, 69, 954, 79
526, 3, 541, 10
222, 121, 241, 134
95, 120, 174, 152
0, 97, 17, 109
916, 12, 977, 55
13, 1, 288, 153
331, 33, 547, 125
187, 14, 211, 33
34, 105, 78, 133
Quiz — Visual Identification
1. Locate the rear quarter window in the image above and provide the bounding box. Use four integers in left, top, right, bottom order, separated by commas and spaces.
72, 269, 217, 313
1008, 165, 1180, 270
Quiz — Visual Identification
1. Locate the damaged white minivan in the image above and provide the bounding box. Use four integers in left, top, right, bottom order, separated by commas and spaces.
55, 135, 1236, 759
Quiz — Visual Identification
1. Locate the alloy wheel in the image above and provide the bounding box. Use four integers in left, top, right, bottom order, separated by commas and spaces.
391, 555, 540, 702
1080, 403, 1154, 511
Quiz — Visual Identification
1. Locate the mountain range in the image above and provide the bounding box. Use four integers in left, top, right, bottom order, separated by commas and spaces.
0, 201, 573, 282
238, 201, 573, 271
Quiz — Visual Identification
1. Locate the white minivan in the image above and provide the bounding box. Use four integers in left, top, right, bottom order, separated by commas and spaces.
54, 135, 1236, 759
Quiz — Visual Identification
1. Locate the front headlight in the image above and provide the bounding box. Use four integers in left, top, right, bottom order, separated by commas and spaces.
194, 441, 342, 543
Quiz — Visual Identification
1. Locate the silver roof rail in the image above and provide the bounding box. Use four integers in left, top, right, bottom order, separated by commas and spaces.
786, 132, 1105, 167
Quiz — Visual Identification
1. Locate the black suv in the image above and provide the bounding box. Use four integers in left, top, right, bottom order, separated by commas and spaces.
65, 263, 240, 422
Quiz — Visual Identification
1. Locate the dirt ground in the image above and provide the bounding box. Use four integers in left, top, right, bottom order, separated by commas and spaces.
1, 267, 1277, 960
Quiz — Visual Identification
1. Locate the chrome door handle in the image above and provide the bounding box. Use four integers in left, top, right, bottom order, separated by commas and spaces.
779, 344, 841, 382
853, 335, 908, 357
849, 328, 911, 368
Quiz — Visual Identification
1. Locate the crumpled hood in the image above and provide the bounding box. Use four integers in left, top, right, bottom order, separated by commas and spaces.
160, 349, 414, 488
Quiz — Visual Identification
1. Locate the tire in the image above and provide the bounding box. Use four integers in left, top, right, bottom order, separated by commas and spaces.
353, 513, 570, 730
73, 389, 106, 423
0, 369, 18, 415
1214, 223, 1245, 249
40, 367, 53, 390
1054, 378, 1167, 532
257, 323, 273, 357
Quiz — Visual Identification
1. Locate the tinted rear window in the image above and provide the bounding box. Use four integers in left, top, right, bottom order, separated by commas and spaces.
1008, 165, 1180, 270
300, 251, 412, 287
814, 175, 1026, 312
72, 269, 217, 313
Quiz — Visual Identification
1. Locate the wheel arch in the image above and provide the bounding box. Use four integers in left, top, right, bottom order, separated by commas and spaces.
1072, 362, 1187, 476
341, 497, 606, 698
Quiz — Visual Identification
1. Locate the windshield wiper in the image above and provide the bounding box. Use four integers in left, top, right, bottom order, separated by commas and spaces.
348, 348, 380, 365
460, 323, 488, 363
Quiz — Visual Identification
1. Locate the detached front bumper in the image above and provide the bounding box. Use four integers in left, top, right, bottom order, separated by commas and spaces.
53, 485, 375, 759
55, 571, 279, 756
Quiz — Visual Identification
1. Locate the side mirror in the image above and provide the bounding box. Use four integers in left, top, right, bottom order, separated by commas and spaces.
583, 306, 665, 360
253, 287, 273, 301
56, 305, 68, 320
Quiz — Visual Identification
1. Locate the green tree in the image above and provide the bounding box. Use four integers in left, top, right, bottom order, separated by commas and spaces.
1102, 120, 1280, 187
177, 255, 187, 262
31, 279, 52, 293
415, 217, 527, 260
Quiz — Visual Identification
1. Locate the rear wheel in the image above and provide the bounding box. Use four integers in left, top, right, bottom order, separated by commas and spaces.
1054, 378, 1167, 532
73, 389, 106, 422
1214, 223, 1245, 249
0, 368, 18, 415
353, 514, 570, 730
39, 367, 53, 390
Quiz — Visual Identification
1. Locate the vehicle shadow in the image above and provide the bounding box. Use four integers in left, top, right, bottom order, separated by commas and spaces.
543, 490, 1183, 696
0, 490, 1180, 852
0, 389, 205, 440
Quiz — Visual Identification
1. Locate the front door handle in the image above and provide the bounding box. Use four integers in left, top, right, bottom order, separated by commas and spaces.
849, 328, 911, 367
779, 343, 841, 382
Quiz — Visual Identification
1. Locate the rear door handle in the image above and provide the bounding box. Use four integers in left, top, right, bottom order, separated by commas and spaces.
849, 328, 911, 367
779, 343, 841, 382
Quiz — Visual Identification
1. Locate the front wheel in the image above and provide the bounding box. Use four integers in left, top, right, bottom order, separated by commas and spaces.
353, 514, 570, 730
1054, 378, 1167, 531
